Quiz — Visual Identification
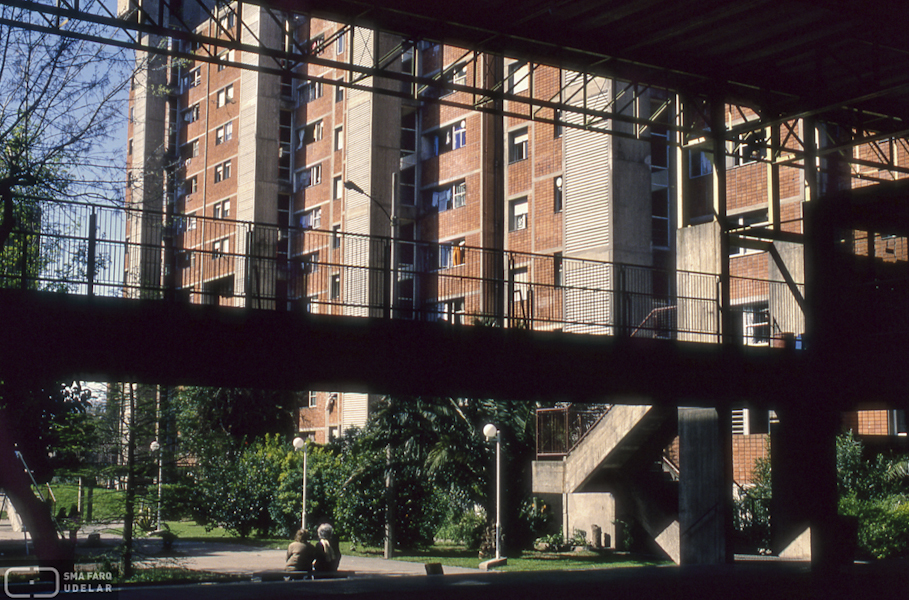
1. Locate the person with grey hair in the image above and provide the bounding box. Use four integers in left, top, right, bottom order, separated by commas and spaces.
312, 523, 341, 572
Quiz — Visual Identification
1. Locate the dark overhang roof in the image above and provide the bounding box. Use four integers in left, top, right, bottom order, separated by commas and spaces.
279, 0, 909, 131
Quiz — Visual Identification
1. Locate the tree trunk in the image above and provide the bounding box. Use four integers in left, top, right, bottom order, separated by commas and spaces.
0, 410, 73, 575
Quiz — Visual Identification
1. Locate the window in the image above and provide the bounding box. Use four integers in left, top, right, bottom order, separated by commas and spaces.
297, 80, 323, 104
509, 128, 529, 163
336, 31, 346, 55
212, 199, 230, 219
733, 130, 767, 166
740, 302, 770, 346
335, 80, 344, 102
184, 175, 198, 196
443, 63, 467, 94
216, 84, 234, 107
215, 121, 233, 145
297, 120, 323, 148
426, 181, 466, 212
295, 164, 322, 190
689, 147, 713, 178
424, 121, 467, 158
332, 224, 341, 249
308, 34, 325, 55
330, 273, 341, 299
128, 139, 133, 155
509, 197, 528, 231
183, 103, 200, 123
439, 239, 466, 269
452, 120, 467, 149
299, 207, 322, 229
554, 176, 563, 213
334, 126, 344, 151
308, 391, 318, 408
453, 181, 467, 208
212, 237, 229, 257
333, 176, 343, 200
507, 61, 529, 94
302, 250, 319, 274
214, 160, 231, 183
189, 139, 200, 157
438, 298, 465, 324
218, 8, 235, 30
217, 49, 235, 71
186, 68, 201, 89
554, 109, 563, 138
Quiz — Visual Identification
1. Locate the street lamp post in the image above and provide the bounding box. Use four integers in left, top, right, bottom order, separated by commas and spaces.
149, 440, 162, 530
483, 423, 504, 565
292, 437, 307, 531
344, 180, 398, 317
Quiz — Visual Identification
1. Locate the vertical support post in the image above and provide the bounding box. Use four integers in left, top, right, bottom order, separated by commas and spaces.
803, 117, 818, 203
302, 448, 307, 531
710, 97, 731, 344
87, 210, 97, 297
383, 239, 392, 319
767, 122, 781, 232
674, 93, 689, 229
679, 407, 731, 565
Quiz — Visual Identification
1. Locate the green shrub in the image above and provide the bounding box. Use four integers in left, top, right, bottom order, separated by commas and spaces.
839, 495, 909, 560
437, 508, 486, 549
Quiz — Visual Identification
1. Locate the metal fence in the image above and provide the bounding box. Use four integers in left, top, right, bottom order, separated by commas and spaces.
0, 199, 806, 344
536, 404, 613, 457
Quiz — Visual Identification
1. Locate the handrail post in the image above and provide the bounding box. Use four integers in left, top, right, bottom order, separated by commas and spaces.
87, 210, 97, 297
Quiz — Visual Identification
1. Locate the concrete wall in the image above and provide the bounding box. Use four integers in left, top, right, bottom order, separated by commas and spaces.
677, 221, 721, 342
567, 493, 616, 549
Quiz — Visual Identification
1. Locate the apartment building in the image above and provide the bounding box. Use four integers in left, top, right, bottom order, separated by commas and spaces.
125, 5, 906, 455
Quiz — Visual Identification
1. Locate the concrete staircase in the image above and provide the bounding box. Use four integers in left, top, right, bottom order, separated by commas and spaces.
532, 405, 680, 562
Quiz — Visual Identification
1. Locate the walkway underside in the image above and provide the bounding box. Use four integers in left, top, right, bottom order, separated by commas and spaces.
2, 289, 906, 412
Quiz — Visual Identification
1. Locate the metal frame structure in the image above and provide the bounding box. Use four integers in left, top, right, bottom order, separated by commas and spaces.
2, 0, 909, 174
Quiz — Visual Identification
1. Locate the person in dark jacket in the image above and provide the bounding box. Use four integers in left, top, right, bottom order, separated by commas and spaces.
312, 523, 341, 572
285, 529, 315, 572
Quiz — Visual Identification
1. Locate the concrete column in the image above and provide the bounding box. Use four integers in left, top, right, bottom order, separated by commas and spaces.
771, 407, 843, 567
679, 407, 731, 565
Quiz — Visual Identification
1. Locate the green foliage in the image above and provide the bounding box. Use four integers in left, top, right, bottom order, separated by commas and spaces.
836, 430, 908, 500
733, 453, 772, 554
193, 435, 289, 537
437, 508, 486, 549
839, 495, 909, 560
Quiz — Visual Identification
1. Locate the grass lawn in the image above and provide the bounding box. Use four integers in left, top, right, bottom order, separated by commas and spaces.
342, 542, 668, 572
133, 522, 669, 572
47, 483, 127, 523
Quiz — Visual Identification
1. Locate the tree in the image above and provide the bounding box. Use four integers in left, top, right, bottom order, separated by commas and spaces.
0, 8, 133, 570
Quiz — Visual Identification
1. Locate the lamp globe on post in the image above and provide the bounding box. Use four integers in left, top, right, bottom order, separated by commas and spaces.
480, 423, 507, 570
293, 437, 307, 531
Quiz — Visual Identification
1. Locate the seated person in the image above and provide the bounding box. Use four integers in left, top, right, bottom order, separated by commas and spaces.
312, 523, 341, 572
285, 529, 315, 572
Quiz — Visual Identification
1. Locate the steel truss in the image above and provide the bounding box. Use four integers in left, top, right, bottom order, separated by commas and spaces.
2, 0, 909, 181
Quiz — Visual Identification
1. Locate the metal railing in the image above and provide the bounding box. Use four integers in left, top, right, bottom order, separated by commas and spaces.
0, 199, 806, 344
536, 404, 613, 458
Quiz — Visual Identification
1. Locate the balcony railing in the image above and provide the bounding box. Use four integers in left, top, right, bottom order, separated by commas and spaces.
0, 199, 806, 344
536, 404, 613, 458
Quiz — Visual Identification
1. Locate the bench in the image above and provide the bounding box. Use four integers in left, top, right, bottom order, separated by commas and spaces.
252, 570, 353, 582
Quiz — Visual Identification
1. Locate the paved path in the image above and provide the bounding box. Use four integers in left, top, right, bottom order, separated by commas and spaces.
0, 522, 480, 577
